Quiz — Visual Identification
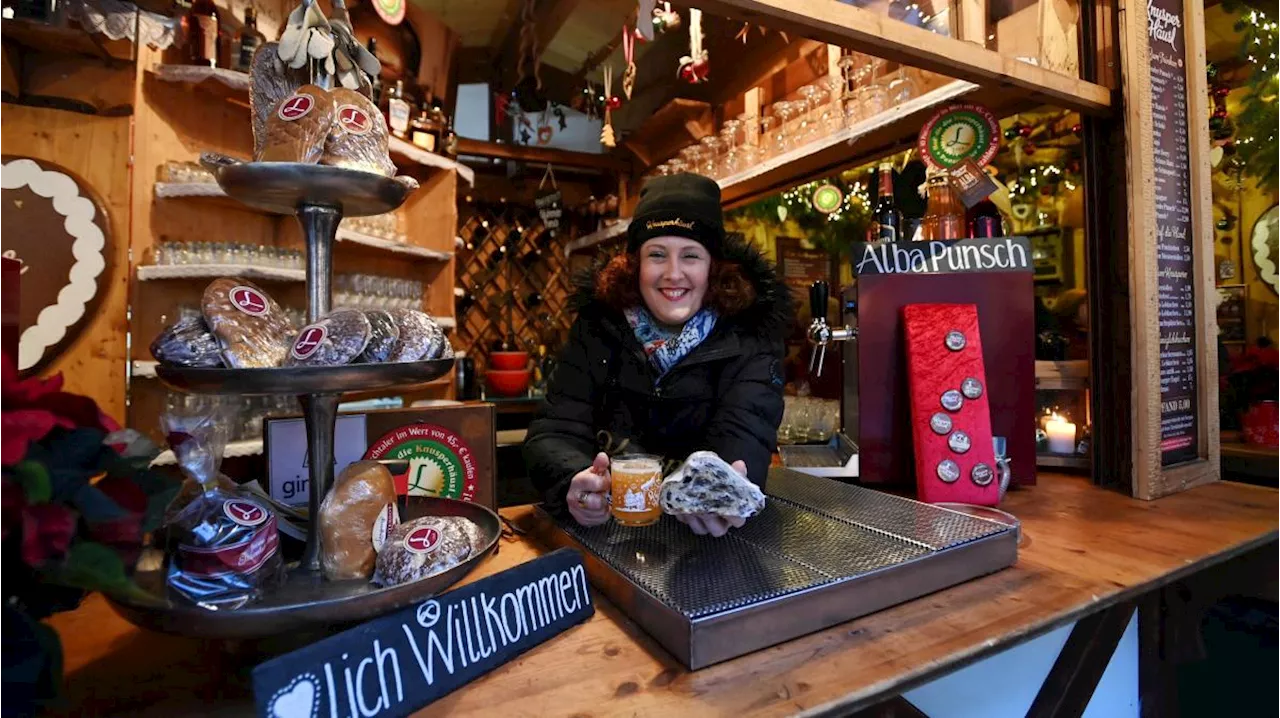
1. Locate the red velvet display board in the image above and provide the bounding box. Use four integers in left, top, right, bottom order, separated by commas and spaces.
903, 304, 1000, 506
0, 255, 18, 366
853, 238, 1036, 487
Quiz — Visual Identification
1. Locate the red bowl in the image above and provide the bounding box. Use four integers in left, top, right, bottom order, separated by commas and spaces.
487, 368, 531, 397
489, 351, 529, 371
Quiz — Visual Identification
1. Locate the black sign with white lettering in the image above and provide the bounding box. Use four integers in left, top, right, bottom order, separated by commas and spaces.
1148, 0, 1198, 466
853, 237, 1033, 277
535, 189, 562, 237
252, 549, 593, 718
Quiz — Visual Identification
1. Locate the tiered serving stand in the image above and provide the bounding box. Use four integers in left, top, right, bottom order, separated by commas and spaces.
108, 160, 501, 638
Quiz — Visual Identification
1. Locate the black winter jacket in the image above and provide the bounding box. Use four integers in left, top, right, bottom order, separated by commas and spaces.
522, 235, 794, 511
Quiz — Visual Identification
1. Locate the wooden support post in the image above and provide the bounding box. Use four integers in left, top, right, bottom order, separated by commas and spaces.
1027, 602, 1137, 718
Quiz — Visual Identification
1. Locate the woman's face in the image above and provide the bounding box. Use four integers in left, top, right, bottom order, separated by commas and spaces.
638, 236, 710, 326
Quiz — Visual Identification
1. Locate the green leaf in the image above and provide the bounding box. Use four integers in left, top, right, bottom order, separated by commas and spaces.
13, 461, 52, 504
141, 485, 180, 534
69, 484, 128, 523
43, 541, 133, 594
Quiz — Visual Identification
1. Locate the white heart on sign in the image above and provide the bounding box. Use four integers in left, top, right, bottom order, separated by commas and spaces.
269, 673, 320, 718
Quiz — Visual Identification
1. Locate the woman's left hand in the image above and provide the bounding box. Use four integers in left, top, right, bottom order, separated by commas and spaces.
674, 460, 750, 538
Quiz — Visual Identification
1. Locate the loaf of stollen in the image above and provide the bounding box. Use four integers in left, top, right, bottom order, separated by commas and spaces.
659, 451, 766, 519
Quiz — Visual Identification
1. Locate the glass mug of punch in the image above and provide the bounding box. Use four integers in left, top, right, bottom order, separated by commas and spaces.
609, 454, 663, 527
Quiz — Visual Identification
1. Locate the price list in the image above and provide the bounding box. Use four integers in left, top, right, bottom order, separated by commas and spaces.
1148, 0, 1198, 465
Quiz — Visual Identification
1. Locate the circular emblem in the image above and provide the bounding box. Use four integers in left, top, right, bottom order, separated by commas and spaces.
945, 330, 967, 351
961, 377, 984, 399
373, 0, 405, 25
918, 103, 1000, 169
948, 430, 972, 454
2, 156, 111, 375
929, 412, 953, 435
937, 459, 961, 484
277, 93, 315, 121
811, 183, 844, 214
941, 390, 964, 412
336, 104, 373, 135
364, 424, 479, 502
290, 324, 328, 360
403, 525, 440, 554
224, 499, 269, 527
229, 285, 269, 316
971, 463, 995, 487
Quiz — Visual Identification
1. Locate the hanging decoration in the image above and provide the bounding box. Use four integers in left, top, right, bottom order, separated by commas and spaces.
678, 8, 709, 84
536, 106, 553, 145
727, 173, 873, 256
494, 92, 512, 127
811, 183, 844, 214
636, 0, 656, 41
601, 65, 617, 148
1221, 1, 1278, 193
652, 2, 680, 33
734, 22, 787, 44
554, 104, 567, 131
513, 0, 547, 112
622, 26, 638, 100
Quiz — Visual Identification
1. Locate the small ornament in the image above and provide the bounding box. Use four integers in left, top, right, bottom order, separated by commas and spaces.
1071, 123, 1083, 136
811, 183, 843, 214
1219, 258, 1237, 280
537, 124, 553, 145
1004, 126, 1020, 141
606, 95, 623, 110
600, 65, 617, 148
1212, 107, 1229, 119
1067, 159, 1081, 174
1023, 142, 1037, 155
1216, 216, 1233, 231
776, 204, 788, 223
622, 27, 638, 100
1018, 124, 1033, 138
678, 8, 709, 84
652, 1, 680, 33
1214, 85, 1231, 98
554, 105, 567, 130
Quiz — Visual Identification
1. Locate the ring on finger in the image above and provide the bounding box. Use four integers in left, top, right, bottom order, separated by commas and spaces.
576, 490, 589, 508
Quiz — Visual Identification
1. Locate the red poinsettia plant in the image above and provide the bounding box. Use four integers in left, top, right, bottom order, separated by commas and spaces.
1226, 344, 1279, 406
2, 353, 177, 610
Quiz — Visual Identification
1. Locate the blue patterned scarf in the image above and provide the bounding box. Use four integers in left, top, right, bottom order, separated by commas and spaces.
624, 306, 718, 379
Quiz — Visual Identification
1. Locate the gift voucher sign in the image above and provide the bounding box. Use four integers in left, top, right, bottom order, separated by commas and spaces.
1148, 0, 1198, 465
252, 549, 594, 718
267, 414, 369, 506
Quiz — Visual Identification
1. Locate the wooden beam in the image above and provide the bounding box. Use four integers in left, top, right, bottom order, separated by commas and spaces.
570, 8, 637, 83
456, 137, 630, 172
1027, 602, 1136, 717
691, 0, 1113, 114
491, 0, 585, 92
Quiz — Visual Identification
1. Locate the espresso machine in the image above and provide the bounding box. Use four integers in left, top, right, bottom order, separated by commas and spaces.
778, 279, 860, 478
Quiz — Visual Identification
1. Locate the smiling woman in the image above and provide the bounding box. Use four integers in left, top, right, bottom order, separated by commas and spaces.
523, 173, 794, 538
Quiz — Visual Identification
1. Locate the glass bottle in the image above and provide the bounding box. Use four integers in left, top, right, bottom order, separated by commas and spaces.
183, 0, 221, 67
428, 99, 448, 155
969, 198, 1005, 238
384, 80, 411, 140
410, 102, 436, 151
366, 38, 382, 106
920, 170, 966, 241
870, 162, 902, 242
234, 6, 264, 73
443, 113, 458, 158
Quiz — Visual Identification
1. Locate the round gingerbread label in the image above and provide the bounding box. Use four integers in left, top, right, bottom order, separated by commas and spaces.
373, 0, 405, 25
336, 105, 373, 136
918, 103, 1000, 169
290, 324, 328, 360
364, 424, 479, 501
278, 93, 315, 122
224, 499, 269, 527
403, 525, 440, 554
230, 285, 269, 317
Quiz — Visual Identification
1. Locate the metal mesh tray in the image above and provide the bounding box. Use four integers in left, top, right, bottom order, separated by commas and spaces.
539, 469, 1017, 668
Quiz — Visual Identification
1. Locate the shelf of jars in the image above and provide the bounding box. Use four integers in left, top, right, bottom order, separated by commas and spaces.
149, 64, 475, 184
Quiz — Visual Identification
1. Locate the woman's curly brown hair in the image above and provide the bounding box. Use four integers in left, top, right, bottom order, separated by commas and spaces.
595, 252, 756, 317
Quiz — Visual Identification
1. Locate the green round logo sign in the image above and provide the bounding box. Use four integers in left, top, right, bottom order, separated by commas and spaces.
364, 424, 478, 501
811, 183, 843, 214
918, 104, 1000, 169
373, 0, 405, 25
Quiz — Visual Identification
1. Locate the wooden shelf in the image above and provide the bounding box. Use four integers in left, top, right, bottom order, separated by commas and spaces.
718, 80, 981, 208
137, 264, 306, 281
1037, 453, 1090, 469
1, 17, 133, 63
1035, 360, 1090, 390
388, 137, 475, 185
335, 227, 452, 261
149, 65, 250, 107
567, 218, 630, 254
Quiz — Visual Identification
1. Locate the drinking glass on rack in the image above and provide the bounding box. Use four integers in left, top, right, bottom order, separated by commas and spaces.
678, 145, 704, 177
736, 112, 761, 162
857, 57, 889, 118
759, 114, 778, 159
698, 134, 724, 179
797, 84, 823, 142
720, 119, 744, 175
822, 75, 845, 133
771, 101, 799, 155
886, 64, 919, 107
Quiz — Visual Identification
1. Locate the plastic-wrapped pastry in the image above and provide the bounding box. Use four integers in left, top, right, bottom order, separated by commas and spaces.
373, 516, 476, 587
257, 84, 335, 164
387, 309, 441, 362
358, 310, 399, 363
201, 278, 295, 369
150, 314, 225, 368
321, 88, 395, 177
162, 406, 283, 609
249, 42, 306, 161
659, 451, 766, 519
286, 308, 372, 366
318, 461, 398, 580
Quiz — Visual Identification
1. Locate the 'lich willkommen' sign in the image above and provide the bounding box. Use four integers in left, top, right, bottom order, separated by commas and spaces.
253, 549, 593, 718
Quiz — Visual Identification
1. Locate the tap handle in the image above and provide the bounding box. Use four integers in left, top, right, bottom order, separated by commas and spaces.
810, 280, 829, 325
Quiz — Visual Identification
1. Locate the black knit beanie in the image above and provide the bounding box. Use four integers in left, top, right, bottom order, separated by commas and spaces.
626, 172, 724, 257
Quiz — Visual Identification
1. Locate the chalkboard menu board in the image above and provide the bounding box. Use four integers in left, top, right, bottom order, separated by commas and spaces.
1148, 0, 1198, 466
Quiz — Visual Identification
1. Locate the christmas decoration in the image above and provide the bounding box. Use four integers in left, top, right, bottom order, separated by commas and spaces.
678, 8, 710, 84
1004, 126, 1021, 141
512, 0, 546, 112
1023, 142, 1037, 155
622, 27, 637, 100
600, 65, 617, 148
1017, 125, 1033, 138
727, 173, 872, 256
1223, 1, 1278, 193
652, 1, 680, 33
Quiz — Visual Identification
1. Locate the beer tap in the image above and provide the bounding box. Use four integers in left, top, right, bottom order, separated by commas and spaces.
807, 280, 855, 377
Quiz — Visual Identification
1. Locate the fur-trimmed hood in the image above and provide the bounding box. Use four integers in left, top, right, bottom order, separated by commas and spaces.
569, 233, 795, 343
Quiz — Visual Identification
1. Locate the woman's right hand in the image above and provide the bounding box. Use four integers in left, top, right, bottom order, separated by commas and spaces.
566, 452, 611, 527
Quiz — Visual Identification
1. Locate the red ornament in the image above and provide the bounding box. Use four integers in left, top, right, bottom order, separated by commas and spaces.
1071, 123, 1083, 136
1067, 159, 1081, 174
1214, 85, 1231, 98
1213, 107, 1228, 119
1040, 184, 1054, 196
1017, 125, 1033, 138
606, 95, 623, 110
1023, 142, 1037, 155
678, 53, 710, 84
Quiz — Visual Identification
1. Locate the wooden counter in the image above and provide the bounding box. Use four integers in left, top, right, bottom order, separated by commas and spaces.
48, 474, 1277, 717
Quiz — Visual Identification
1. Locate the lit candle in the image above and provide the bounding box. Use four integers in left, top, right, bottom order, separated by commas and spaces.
1044, 414, 1077, 454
